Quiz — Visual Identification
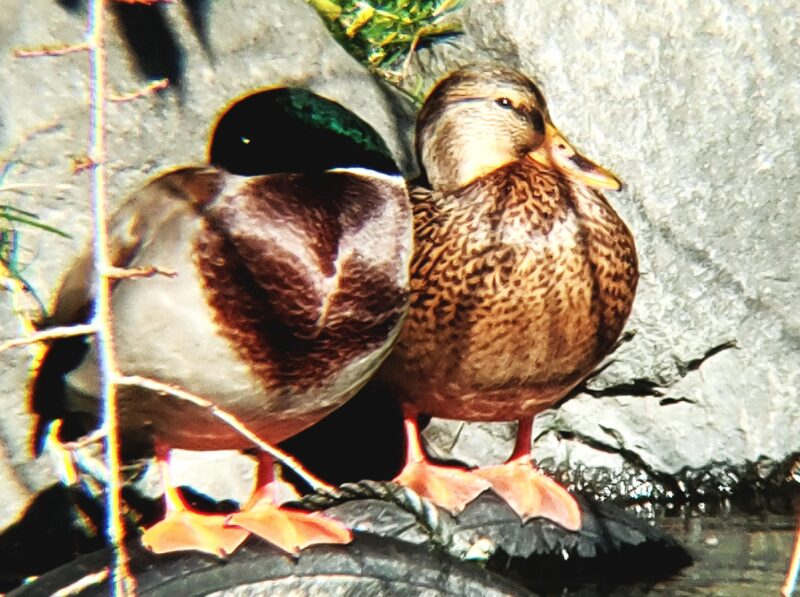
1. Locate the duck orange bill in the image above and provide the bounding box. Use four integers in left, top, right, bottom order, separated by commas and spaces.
528, 123, 622, 191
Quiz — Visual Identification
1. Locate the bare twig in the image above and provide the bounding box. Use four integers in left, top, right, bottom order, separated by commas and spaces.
110, 78, 169, 103
0, 323, 96, 354
105, 265, 177, 280
0, 183, 74, 193
68, 428, 108, 450
15, 43, 90, 58
114, 0, 176, 4
0, 263, 41, 342
86, 0, 135, 593
115, 375, 335, 493
0, 265, 173, 356
53, 568, 110, 597
45, 421, 80, 486
72, 157, 96, 174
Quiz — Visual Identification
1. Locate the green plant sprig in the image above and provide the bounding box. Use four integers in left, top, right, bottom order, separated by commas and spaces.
308, 0, 464, 89
1, 163, 71, 317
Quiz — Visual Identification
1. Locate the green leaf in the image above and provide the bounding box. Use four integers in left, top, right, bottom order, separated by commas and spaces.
0, 208, 71, 238
308, 0, 465, 78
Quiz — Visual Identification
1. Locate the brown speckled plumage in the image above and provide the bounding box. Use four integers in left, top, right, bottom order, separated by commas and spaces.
381, 65, 638, 424
384, 159, 636, 420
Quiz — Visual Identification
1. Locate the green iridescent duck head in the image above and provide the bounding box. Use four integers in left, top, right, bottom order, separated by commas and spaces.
415, 66, 622, 192
209, 87, 400, 176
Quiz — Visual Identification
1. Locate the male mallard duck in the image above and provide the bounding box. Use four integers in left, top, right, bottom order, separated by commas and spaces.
380, 66, 638, 530
33, 88, 412, 555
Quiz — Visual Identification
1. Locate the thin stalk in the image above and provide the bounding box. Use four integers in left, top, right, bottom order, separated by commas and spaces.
0, 323, 96, 353
116, 375, 335, 493
86, 1, 135, 594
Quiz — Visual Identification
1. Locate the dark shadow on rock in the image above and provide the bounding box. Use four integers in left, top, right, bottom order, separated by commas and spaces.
54, 0, 85, 13
29, 330, 92, 455
183, 0, 215, 62
110, 2, 185, 95
0, 481, 259, 593
373, 79, 418, 176
0, 485, 104, 593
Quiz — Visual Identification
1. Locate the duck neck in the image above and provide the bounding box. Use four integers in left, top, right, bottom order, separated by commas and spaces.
418, 109, 520, 193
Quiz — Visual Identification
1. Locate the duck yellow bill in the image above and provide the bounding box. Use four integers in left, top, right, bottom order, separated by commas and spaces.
528, 123, 622, 191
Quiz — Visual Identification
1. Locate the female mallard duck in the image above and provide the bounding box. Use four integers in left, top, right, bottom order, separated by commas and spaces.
34, 88, 412, 555
380, 66, 638, 531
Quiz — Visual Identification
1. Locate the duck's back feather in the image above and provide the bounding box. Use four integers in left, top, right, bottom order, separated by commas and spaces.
36, 167, 411, 451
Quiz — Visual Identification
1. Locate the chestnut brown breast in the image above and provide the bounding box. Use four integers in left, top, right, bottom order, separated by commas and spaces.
381, 158, 637, 420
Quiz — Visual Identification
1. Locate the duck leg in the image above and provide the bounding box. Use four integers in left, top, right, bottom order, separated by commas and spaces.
227, 453, 352, 554
393, 410, 491, 514
141, 444, 250, 557
474, 417, 581, 530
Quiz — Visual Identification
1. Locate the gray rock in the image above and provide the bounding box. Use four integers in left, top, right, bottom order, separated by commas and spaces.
0, 0, 797, 536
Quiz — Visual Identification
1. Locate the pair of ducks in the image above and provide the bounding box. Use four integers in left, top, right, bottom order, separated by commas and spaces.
35, 66, 638, 556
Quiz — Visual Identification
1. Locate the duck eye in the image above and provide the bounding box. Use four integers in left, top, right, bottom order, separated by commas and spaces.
495, 97, 514, 109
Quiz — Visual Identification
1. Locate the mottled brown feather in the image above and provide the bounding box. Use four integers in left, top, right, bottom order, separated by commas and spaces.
382, 157, 637, 420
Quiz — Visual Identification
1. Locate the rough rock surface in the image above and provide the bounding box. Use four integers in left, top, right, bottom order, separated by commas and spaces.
0, 0, 798, 534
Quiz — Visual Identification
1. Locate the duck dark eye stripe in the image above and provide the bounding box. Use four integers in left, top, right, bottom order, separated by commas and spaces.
530, 110, 545, 134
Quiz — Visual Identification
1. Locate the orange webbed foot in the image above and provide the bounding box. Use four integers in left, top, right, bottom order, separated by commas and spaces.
227, 481, 352, 554
394, 413, 491, 514
141, 498, 250, 557
395, 459, 492, 515
474, 457, 581, 530
141, 446, 252, 557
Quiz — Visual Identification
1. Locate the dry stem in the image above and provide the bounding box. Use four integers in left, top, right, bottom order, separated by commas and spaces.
86, 0, 135, 592
0, 266, 40, 340
15, 43, 89, 58
110, 78, 169, 103
52, 568, 110, 597
115, 375, 334, 493
0, 323, 96, 354
105, 265, 177, 280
